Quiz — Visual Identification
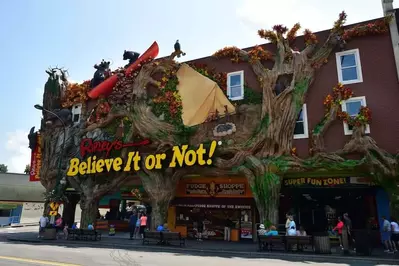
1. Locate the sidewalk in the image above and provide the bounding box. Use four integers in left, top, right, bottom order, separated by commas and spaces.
5, 230, 399, 264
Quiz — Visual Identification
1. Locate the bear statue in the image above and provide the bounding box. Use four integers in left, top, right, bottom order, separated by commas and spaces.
90, 59, 111, 88
123, 50, 140, 68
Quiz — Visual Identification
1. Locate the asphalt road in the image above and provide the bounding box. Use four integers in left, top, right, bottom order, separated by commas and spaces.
0, 241, 397, 266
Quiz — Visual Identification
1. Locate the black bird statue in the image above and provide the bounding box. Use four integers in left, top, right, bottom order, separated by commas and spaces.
174, 40, 186, 58
28, 127, 37, 150
123, 50, 140, 68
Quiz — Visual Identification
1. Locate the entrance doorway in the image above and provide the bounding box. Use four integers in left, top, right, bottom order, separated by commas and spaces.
280, 187, 377, 234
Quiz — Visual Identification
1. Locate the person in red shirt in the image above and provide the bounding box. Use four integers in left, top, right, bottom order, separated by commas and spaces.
333, 216, 344, 249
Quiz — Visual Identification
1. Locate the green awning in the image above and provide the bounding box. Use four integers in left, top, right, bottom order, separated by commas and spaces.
0, 202, 20, 209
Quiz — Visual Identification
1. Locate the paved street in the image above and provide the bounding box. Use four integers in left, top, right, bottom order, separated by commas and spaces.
0, 241, 397, 266
1, 226, 398, 266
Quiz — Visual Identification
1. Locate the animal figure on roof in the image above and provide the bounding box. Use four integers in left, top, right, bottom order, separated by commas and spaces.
90, 60, 111, 88
123, 50, 140, 68
174, 40, 186, 58
28, 127, 38, 150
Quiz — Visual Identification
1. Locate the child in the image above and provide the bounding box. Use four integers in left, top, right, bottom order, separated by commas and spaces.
63, 225, 69, 240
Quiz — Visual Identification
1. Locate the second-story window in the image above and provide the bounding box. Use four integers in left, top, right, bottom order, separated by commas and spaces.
293, 104, 309, 139
72, 103, 82, 124
227, 71, 244, 101
335, 48, 363, 85
341, 96, 370, 135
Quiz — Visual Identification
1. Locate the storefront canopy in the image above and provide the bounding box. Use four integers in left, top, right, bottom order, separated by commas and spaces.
176, 63, 235, 127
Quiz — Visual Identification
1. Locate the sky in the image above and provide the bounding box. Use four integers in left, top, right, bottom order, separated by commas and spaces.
0, 0, 396, 174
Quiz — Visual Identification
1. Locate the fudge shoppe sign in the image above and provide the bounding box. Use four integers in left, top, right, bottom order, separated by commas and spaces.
185, 182, 246, 197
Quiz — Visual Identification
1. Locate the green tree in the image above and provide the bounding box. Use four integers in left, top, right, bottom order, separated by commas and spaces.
24, 165, 30, 174
0, 164, 8, 173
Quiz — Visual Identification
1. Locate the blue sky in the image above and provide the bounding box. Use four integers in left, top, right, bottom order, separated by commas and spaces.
0, 0, 395, 173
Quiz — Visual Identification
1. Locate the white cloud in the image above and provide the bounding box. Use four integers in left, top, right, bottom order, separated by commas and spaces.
5, 130, 31, 173
235, 0, 389, 35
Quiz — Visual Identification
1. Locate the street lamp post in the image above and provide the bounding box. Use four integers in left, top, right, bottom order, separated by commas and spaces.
34, 104, 67, 222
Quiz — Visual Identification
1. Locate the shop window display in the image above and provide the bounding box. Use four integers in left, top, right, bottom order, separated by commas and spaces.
175, 207, 253, 241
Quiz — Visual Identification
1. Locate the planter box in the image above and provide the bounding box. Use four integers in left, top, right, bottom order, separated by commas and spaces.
41, 228, 57, 240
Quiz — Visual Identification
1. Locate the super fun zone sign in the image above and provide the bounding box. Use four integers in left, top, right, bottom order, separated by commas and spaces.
66, 139, 221, 176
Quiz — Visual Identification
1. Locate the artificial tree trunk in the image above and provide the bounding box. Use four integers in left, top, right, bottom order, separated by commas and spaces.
139, 168, 186, 230
62, 193, 80, 227
237, 155, 282, 225
212, 16, 351, 225
80, 195, 99, 228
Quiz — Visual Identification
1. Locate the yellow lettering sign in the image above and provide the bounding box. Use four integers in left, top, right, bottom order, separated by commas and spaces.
49, 211, 58, 216
66, 141, 220, 177
284, 177, 347, 186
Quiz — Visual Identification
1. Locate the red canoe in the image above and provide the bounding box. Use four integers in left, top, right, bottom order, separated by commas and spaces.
87, 41, 160, 99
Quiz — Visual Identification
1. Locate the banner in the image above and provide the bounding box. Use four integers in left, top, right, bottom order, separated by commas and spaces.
29, 133, 41, 182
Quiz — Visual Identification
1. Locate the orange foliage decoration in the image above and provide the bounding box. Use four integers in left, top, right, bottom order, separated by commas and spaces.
303, 29, 318, 46
287, 23, 301, 44
342, 17, 392, 41
61, 80, 90, 108
248, 45, 274, 63
213, 46, 243, 63
213, 45, 273, 63
323, 83, 372, 128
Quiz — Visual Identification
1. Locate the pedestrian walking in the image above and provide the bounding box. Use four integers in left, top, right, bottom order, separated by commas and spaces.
139, 213, 148, 239
129, 211, 138, 239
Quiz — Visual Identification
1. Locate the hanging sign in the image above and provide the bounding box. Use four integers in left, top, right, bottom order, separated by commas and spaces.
67, 139, 221, 176
185, 182, 246, 197
29, 133, 42, 182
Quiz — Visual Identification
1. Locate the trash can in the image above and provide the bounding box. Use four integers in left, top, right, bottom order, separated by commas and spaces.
354, 230, 372, 256
313, 232, 331, 254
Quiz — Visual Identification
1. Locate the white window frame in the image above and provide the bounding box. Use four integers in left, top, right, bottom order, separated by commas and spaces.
293, 104, 309, 139
335, 48, 363, 85
227, 71, 244, 101
341, 96, 370, 136
71, 103, 83, 125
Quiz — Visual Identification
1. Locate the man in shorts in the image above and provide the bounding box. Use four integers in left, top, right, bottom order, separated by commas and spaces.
382, 216, 394, 253
38, 214, 48, 238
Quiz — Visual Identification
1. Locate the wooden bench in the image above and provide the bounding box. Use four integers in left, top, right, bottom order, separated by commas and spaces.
285, 236, 313, 251
161, 232, 185, 247
67, 229, 101, 241
258, 235, 284, 251
142, 231, 162, 245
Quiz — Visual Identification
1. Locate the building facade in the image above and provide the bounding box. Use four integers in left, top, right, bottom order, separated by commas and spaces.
90, 14, 399, 241
34, 6, 399, 243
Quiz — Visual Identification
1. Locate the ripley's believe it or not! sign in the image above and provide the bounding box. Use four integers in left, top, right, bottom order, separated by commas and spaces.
66, 139, 221, 176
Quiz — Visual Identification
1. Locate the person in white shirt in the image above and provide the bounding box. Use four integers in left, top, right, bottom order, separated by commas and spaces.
38, 215, 49, 239
382, 216, 394, 253
287, 217, 297, 236
390, 216, 399, 251
257, 224, 267, 236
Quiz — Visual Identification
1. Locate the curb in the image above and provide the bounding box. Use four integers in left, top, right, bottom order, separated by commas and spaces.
6, 237, 399, 264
